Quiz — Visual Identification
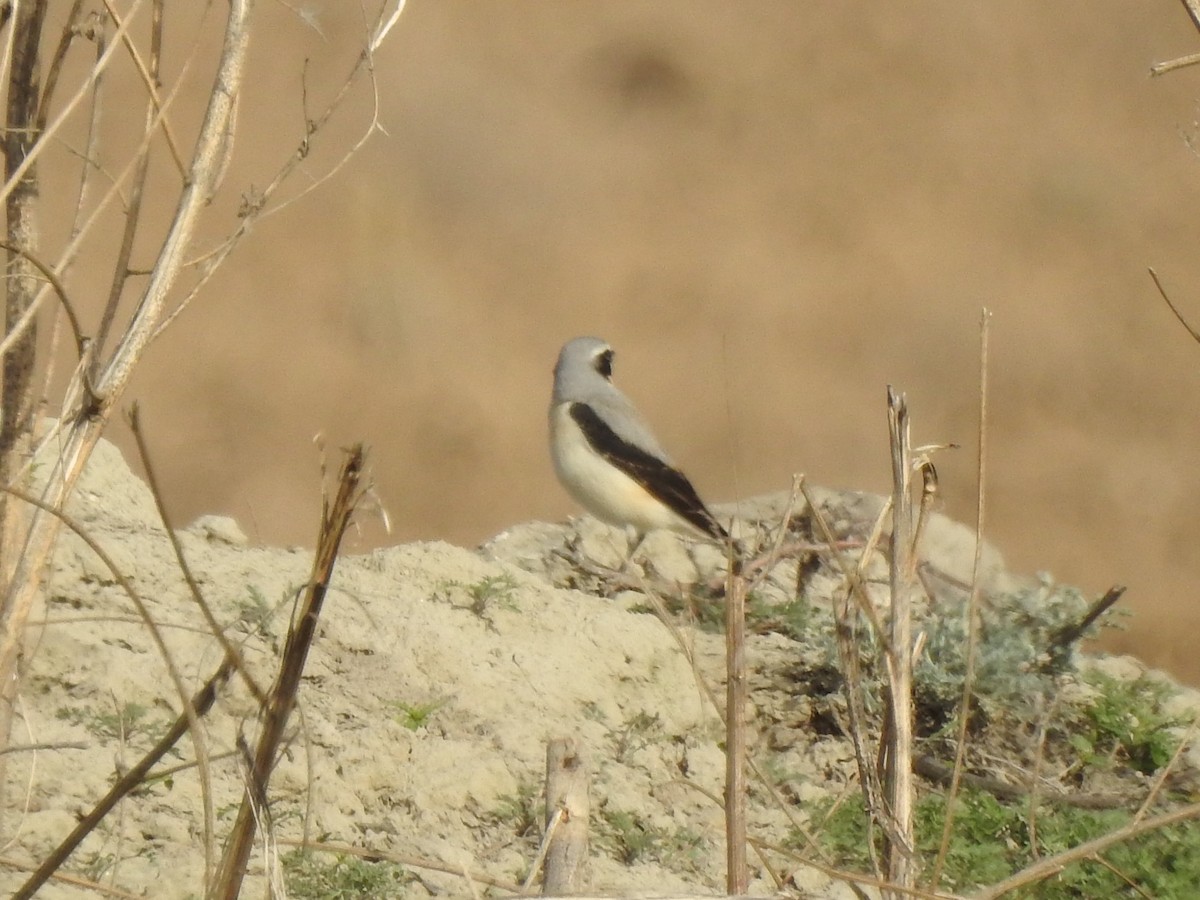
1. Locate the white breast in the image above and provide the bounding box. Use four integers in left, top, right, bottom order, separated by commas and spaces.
549, 403, 687, 534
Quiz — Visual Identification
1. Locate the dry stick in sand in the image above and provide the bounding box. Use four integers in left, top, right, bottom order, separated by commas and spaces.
725, 556, 749, 894
883, 386, 918, 896
210, 444, 366, 900
541, 736, 589, 894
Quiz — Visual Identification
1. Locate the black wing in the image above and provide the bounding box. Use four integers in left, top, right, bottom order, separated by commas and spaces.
569, 402, 728, 540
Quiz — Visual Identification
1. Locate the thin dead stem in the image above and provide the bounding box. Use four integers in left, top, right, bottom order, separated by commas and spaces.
929, 308, 990, 890
725, 562, 749, 894
884, 386, 917, 894
0, 239, 84, 356
757, 837, 966, 900
127, 406, 266, 706
1133, 713, 1200, 822
0, 0, 145, 208
210, 444, 366, 900
100, 0, 185, 174
1148, 267, 1200, 345
156, 1, 401, 337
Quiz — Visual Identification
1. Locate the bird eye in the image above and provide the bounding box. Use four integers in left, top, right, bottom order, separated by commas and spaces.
594, 349, 614, 379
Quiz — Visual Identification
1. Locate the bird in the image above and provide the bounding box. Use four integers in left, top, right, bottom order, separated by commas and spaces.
548, 336, 730, 545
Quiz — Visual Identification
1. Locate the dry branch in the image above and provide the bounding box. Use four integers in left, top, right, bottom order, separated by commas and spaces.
883, 387, 917, 894
541, 737, 589, 894
211, 443, 367, 899
0, 1, 258, 795
1044, 585, 1126, 664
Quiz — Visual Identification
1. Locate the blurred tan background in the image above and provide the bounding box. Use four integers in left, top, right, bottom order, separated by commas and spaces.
64, 3, 1200, 682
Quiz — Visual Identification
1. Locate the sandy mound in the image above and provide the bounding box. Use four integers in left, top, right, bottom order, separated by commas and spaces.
1, 438, 1196, 898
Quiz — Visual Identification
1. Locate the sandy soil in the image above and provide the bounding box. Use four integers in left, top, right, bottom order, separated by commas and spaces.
2, 436, 1197, 897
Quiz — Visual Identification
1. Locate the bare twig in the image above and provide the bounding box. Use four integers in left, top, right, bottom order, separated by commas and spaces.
1044, 585, 1126, 664
157, 22, 390, 335
756, 837, 966, 900
90, 0, 164, 369
1150, 50, 1200, 75
802, 479, 892, 876
1150, 1, 1200, 73
100, 0, 184, 174
0, 855, 144, 898
913, 755, 1133, 811
1148, 267, 1200, 345
127, 406, 266, 705
35, 1, 85, 132
0, 0, 144, 208
0, 740, 87, 756
0, 238, 85, 357
1133, 713, 1200, 822
1179, 0, 1200, 32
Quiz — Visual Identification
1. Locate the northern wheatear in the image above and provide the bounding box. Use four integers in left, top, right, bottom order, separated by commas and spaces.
549, 336, 728, 543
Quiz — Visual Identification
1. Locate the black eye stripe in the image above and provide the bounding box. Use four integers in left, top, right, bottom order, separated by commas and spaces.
594, 349, 614, 379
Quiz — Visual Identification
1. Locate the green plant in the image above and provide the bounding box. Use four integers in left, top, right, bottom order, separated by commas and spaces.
745, 592, 812, 641
390, 698, 445, 731
612, 710, 662, 762
282, 850, 410, 899
439, 573, 521, 620
1069, 671, 1185, 775
56, 701, 161, 743
491, 780, 541, 839
597, 807, 705, 870
598, 808, 664, 865
232, 584, 275, 638
804, 788, 1200, 897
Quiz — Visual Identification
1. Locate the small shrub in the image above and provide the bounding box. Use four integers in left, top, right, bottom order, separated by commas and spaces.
804, 788, 1200, 897
282, 850, 410, 899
